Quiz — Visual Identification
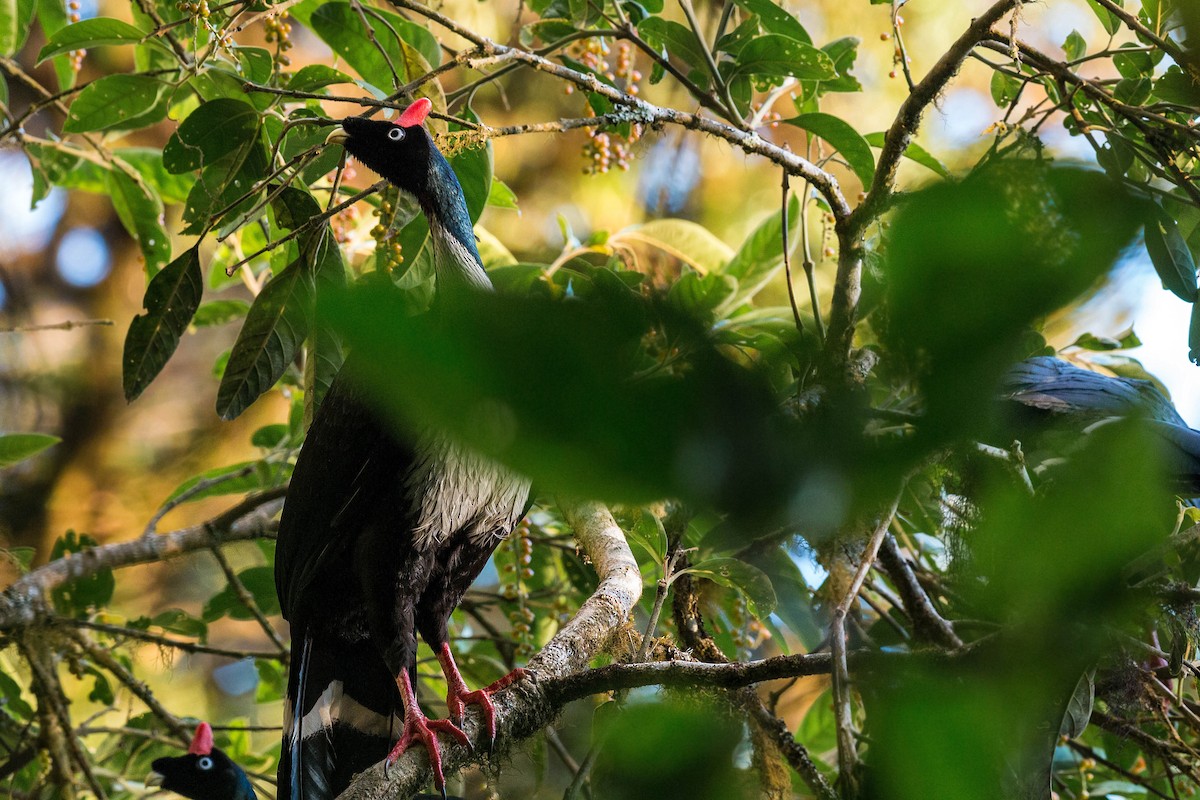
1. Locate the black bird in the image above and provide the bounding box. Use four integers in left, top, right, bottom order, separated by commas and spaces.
148, 722, 257, 800
1001, 355, 1200, 492
275, 97, 531, 799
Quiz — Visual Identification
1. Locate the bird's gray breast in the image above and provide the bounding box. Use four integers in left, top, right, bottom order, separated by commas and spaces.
402, 433, 530, 550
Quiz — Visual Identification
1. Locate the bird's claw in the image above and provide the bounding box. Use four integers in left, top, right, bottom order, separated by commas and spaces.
385, 712, 470, 794
445, 667, 531, 752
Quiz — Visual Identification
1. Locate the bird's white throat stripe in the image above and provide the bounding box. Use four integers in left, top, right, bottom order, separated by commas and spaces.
428, 219, 492, 292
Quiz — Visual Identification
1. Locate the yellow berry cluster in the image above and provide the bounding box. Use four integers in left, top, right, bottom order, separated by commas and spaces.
571, 39, 644, 175
263, 12, 295, 67
176, 0, 212, 18
501, 524, 536, 657
370, 193, 404, 272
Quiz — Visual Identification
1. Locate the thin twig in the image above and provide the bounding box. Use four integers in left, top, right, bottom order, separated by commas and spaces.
0, 319, 113, 333
207, 544, 288, 655
830, 494, 901, 797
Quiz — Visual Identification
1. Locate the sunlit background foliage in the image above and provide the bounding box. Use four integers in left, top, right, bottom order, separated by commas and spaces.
0, 0, 1198, 798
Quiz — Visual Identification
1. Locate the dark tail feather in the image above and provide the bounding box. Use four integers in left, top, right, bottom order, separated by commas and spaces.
280, 628, 400, 800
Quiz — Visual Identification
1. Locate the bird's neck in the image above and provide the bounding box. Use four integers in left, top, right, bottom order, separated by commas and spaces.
422, 152, 492, 295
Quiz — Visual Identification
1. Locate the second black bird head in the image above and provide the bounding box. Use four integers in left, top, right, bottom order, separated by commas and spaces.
148, 722, 257, 800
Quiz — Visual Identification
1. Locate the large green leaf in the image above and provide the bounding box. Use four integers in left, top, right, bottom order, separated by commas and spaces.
619, 219, 733, 274
785, 112, 875, 186
310, 1, 439, 92
216, 259, 313, 420
684, 556, 777, 617
37, 17, 149, 62
864, 131, 949, 177
321, 283, 811, 514
63, 74, 166, 133
731, 35, 837, 81
122, 248, 204, 402
719, 195, 800, 310
163, 98, 262, 174
107, 168, 170, 274
731, 0, 809, 43
1144, 207, 1198, 302
0, 0, 35, 57
637, 17, 708, 77
0, 433, 60, 467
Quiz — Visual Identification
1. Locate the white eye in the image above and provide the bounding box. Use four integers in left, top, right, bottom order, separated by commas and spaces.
197, 756, 213, 771
388, 127, 405, 142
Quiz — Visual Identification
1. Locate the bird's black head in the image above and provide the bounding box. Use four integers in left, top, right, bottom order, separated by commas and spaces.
328, 98, 437, 204
326, 97, 482, 277
148, 723, 256, 800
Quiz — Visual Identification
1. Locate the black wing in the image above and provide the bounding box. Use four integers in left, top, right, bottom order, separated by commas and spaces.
1001, 356, 1186, 426
275, 355, 414, 623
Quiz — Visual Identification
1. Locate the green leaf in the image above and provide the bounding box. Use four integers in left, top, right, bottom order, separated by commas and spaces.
287, 64, 355, 93
1085, 0, 1121, 35
684, 557, 777, 618
310, 2, 439, 92
1062, 29, 1086, 61
864, 131, 949, 177
637, 17, 708, 76
668, 271, 737, 319
0, 433, 60, 467
818, 36, 862, 94
720, 196, 800, 309
122, 248, 204, 402
37, 17, 149, 62
0, 0, 36, 57
164, 460, 288, 504
49, 531, 114, 616
1144, 209, 1198, 303
1113, 43, 1153, 78
628, 511, 667, 566
107, 169, 170, 273
202, 566, 281, 621
1154, 66, 1200, 107
785, 112, 875, 186
620, 219, 734, 274
486, 177, 519, 210
251, 424, 289, 449
731, 0, 809, 43
36, 0, 72, 92
1058, 670, 1095, 737
216, 261, 313, 420
1190, 294, 1200, 365
63, 74, 166, 133
990, 70, 1021, 106
322, 284, 795, 509
163, 98, 261, 174
731, 35, 837, 80
193, 299, 250, 327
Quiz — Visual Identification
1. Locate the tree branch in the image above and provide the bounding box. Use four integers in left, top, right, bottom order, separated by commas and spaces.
0, 490, 285, 631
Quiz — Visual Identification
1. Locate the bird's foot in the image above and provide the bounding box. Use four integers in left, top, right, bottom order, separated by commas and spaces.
384, 710, 470, 794
445, 668, 530, 750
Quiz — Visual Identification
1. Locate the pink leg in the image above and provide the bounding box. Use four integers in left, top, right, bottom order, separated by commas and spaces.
436, 642, 529, 748
385, 671, 470, 794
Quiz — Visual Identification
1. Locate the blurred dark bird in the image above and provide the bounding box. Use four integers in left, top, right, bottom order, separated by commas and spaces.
148, 722, 257, 800
1001, 356, 1200, 492
275, 97, 531, 800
